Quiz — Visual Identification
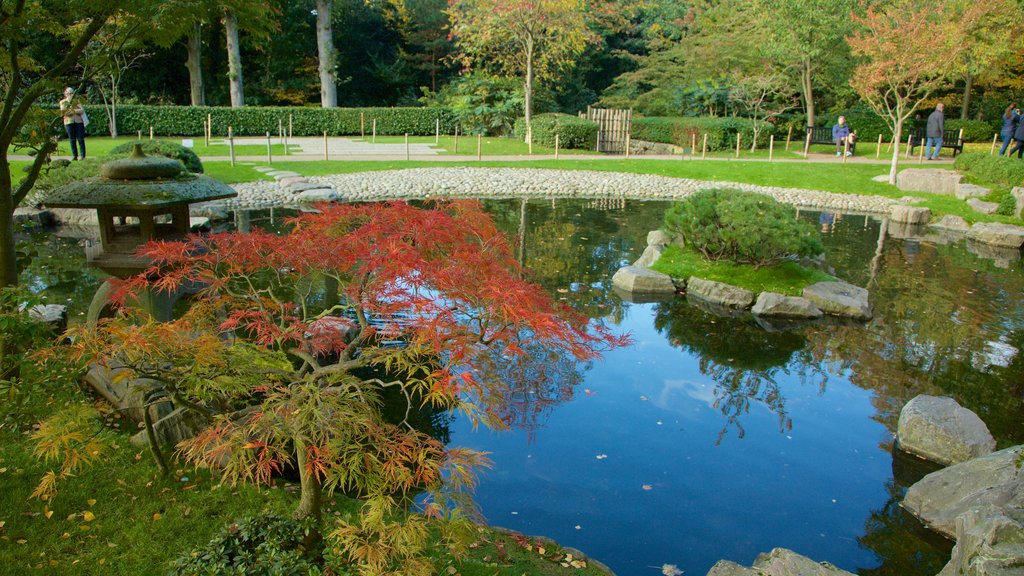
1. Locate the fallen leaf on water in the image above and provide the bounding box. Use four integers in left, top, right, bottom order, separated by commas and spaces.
642, 484, 653, 491
595, 454, 608, 460
661, 563, 684, 576
584, 389, 592, 395
639, 395, 648, 401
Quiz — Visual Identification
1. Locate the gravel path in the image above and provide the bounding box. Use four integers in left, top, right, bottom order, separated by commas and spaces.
212, 167, 898, 215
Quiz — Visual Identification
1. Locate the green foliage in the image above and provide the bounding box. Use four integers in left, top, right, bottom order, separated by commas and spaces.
946, 119, 997, 142
817, 107, 892, 142
954, 152, 1024, 189
651, 244, 835, 296
108, 140, 203, 173
513, 113, 598, 149
421, 74, 524, 136
77, 105, 457, 137
663, 189, 824, 268
168, 513, 323, 576
631, 116, 774, 151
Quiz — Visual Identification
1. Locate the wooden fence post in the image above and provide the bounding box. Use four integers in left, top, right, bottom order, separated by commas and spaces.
785, 125, 793, 151
323, 131, 329, 161
477, 134, 482, 161
454, 126, 459, 154
769, 134, 774, 162
360, 112, 365, 138
991, 133, 998, 155
702, 133, 707, 159
735, 133, 741, 158
228, 127, 235, 166
803, 130, 812, 158
843, 138, 849, 164
405, 133, 410, 161
625, 133, 631, 159
207, 113, 212, 140
435, 118, 440, 145
149, 126, 154, 140
288, 114, 293, 139
905, 133, 913, 159
266, 132, 272, 164
918, 138, 925, 163
555, 133, 560, 160
372, 119, 377, 144
691, 132, 696, 156
876, 134, 883, 159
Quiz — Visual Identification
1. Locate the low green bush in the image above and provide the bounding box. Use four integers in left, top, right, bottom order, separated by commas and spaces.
954, 152, 1024, 190
631, 116, 774, 151
108, 140, 203, 173
947, 119, 996, 142
168, 513, 322, 576
513, 113, 598, 149
663, 189, 824, 268
77, 105, 457, 137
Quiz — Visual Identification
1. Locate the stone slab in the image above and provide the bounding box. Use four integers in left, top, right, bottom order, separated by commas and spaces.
753, 548, 856, 576
802, 281, 871, 320
956, 183, 990, 200
967, 222, 1024, 249
612, 265, 676, 294
889, 205, 932, 224
13, 208, 54, 228
289, 182, 333, 194
941, 505, 1024, 576
296, 189, 340, 203
930, 215, 970, 233
967, 199, 1000, 215
896, 169, 963, 196
647, 229, 672, 247
632, 244, 664, 268
751, 292, 823, 319
686, 277, 755, 309
1013, 187, 1024, 219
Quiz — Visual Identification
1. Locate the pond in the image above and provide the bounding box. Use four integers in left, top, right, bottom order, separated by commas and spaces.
19, 198, 1024, 576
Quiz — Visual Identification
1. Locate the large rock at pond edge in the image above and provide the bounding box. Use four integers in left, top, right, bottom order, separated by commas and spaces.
896, 395, 996, 466
938, 505, 1024, 576
802, 281, 871, 320
889, 205, 932, 224
633, 244, 664, 268
686, 277, 754, 309
931, 215, 970, 233
896, 169, 963, 195
130, 407, 210, 448
751, 292, 823, 319
902, 445, 1024, 539
967, 222, 1024, 249
705, 548, 856, 576
612, 265, 676, 294
967, 198, 1000, 215
647, 229, 672, 247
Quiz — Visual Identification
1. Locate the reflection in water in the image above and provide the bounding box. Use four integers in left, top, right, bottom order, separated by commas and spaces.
653, 298, 826, 443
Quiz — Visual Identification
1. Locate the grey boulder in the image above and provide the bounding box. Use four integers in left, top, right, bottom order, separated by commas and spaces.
889, 205, 932, 224
967, 223, 1024, 249
896, 169, 962, 195
705, 548, 855, 576
687, 277, 754, 309
931, 215, 970, 233
902, 445, 1024, 539
296, 188, 340, 203
611, 265, 676, 294
751, 292, 823, 319
633, 244, 664, 268
956, 184, 990, 200
1013, 187, 1024, 219
966, 199, 999, 215
802, 281, 871, 320
896, 395, 996, 466
938, 505, 1024, 576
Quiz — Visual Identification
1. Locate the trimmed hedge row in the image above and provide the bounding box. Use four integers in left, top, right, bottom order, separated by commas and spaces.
630, 116, 775, 151
79, 105, 458, 137
513, 113, 598, 149
954, 152, 1024, 189
815, 110, 995, 143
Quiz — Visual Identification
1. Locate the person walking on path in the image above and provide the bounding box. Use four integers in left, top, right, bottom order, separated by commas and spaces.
1010, 113, 1024, 159
832, 116, 855, 156
1000, 103, 1020, 156
925, 103, 945, 160
59, 87, 86, 160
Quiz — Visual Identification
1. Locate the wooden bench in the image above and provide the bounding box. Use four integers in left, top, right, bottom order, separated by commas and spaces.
907, 127, 964, 157
804, 126, 856, 155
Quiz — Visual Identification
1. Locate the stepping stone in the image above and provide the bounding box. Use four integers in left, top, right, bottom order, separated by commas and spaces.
930, 215, 969, 232
751, 292, 823, 319
289, 182, 333, 194
296, 189, 339, 202
966, 222, 1024, 248
252, 166, 275, 173
956, 183, 990, 200
611, 266, 675, 294
278, 176, 308, 187
803, 281, 871, 320
967, 198, 999, 215
269, 171, 302, 180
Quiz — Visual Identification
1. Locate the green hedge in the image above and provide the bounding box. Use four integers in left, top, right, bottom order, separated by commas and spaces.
513, 113, 598, 149
78, 105, 458, 137
946, 119, 996, 142
630, 116, 775, 151
815, 110, 995, 143
954, 152, 1024, 189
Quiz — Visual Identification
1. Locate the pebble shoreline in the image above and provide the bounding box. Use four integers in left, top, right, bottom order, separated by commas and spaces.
214, 167, 898, 215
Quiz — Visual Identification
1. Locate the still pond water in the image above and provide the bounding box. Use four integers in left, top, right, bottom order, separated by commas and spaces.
24, 198, 1024, 576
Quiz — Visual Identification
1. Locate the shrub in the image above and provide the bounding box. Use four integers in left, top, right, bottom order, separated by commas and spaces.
168, 513, 322, 576
78, 105, 457, 137
421, 73, 523, 136
513, 113, 598, 149
663, 189, 824, 268
631, 116, 774, 151
816, 108, 891, 143
954, 152, 1024, 189
946, 119, 997, 142
109, 140, 203, 173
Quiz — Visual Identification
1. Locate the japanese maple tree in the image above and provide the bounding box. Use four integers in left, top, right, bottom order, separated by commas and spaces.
74, 200, 624, 571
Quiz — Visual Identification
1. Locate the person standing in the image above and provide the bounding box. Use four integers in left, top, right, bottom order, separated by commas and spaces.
1009, 113, 1024, 159
1000, 103, 1020, 156
59, 87, 86, 160
832, 116, 855, 157
925, 103, 945, 160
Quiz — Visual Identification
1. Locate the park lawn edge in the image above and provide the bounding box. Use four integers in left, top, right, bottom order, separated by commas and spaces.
650, 244, 837, 297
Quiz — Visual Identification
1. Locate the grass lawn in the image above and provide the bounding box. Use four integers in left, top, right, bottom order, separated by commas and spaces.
52, 136, 294, 159
651, 244, 836, 296
351, 134, 593, 157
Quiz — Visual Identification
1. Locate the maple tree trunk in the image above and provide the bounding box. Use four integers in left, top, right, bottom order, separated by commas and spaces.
293, 436, 322, 523
961, 72, 973, 120
888, 121, 903, 185
0, 190, 15, 288
316, 0, 337, 108
224, 11, 245, 107
186, 22, 206, 107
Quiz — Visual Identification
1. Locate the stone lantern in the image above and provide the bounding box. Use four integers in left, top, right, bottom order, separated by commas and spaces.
43, 144, 236, 321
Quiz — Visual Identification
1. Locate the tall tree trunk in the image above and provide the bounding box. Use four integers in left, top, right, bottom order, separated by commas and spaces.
524, 36, 534, 141
888, 120, 903, 185
961, 72, 973, 120
0, 171, 15, 287
293, 436, 322, 522
316, 0, 337, 108
224, 10, 245, 107
801, 60, 815, 127
110, 74, 119, 138
186, 21, 206, 107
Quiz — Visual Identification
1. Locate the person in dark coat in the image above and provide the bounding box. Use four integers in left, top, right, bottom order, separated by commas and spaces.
1000, 103, 1020, 156
1009, 114, 1024, 159
925, 103, 944, 160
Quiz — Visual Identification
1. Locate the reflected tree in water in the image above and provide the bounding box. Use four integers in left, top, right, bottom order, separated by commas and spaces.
653, 299, 826, 443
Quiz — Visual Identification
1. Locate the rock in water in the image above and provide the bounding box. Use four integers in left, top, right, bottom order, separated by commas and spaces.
939, 505, 1024, 576
611, 265, 676, 294
705, 548, 856, 576
896, 395, 996, 466
802, 281, 871, 320
686, 277, 755, 309
751, 292, 823, 319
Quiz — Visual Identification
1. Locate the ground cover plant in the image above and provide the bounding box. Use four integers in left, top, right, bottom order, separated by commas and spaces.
23, 200, 624, 574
